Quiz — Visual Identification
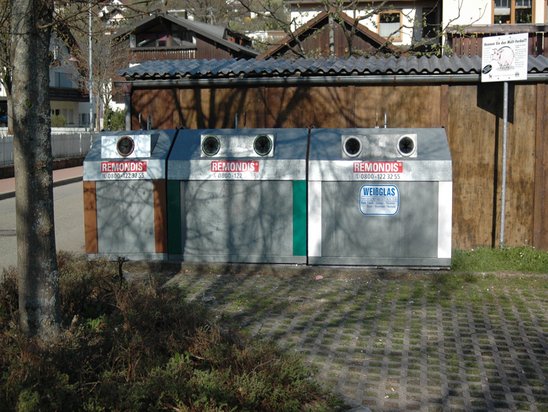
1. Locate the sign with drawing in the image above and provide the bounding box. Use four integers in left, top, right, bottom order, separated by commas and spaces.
481, 33, 528, 83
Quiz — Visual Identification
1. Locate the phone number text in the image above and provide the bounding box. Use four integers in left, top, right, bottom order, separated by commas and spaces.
354, 173, 401, 180
101, 172, 146, 180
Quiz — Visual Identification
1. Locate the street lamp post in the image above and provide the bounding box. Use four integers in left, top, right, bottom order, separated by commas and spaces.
88, 0, 93, 131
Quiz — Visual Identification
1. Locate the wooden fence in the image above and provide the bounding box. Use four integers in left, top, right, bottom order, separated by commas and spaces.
129, 81, 548, 251
448, 32, 548, 57
447, 27, 548, 57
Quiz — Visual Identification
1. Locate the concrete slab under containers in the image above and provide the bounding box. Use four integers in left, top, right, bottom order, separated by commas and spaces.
167, 128, 308, 264
83, 130, 179, 260
307, 128, 452, 267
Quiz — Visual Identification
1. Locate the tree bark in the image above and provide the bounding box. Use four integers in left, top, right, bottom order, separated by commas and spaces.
11, 0, 60, 340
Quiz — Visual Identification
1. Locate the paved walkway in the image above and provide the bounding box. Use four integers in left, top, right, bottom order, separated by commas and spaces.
0, 166, 83, 200
164, 267, 548, 411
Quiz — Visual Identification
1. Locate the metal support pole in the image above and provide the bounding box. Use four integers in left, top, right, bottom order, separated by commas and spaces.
500, 81, 509, 247
88, 1, 93, 131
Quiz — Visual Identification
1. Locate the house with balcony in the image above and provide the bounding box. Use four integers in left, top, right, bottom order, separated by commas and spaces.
285, 0, 442, 47
444, 0, 547, 56
284, 0, 547, 54
442, 0, 545, 26
0, 31, 90, 131
49, 33, 91, 127
113, 13, 258, 64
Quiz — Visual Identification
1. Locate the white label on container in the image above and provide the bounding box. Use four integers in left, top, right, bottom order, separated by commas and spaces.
359, 184, 399, 216
100, 160, 147, 180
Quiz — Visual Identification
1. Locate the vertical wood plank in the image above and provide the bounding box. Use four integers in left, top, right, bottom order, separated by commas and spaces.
447, 84, 497, 249
439, 84, 449, 129
533, 84, 548, 249
503, 84, 536, 246
83, 181, 98, 254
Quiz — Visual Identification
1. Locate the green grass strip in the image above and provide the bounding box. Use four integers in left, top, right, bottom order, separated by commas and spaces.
452, 246, 548, 273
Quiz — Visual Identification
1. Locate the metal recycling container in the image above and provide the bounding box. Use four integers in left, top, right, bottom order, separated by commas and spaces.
167, 128, 308, 263
83, 129, 179, 260
308, 128, 452, 267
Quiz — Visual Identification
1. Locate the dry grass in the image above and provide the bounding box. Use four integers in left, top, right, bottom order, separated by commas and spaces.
0, 253, 344, 412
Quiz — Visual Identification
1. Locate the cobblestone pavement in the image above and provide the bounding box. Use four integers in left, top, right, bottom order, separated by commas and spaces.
165, 267, 548, 411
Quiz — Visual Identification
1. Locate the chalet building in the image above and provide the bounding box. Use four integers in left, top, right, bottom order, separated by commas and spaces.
284, 0, 547, 52
113, 13, 258, 63
48, 32, 90, 127
285, 0, 443, 46
259, 10, 401, 59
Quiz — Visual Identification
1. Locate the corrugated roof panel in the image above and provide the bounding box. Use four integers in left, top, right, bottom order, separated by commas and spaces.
219, 59, 245, 76
119, 55, 548, 80
529, 55, 548, 72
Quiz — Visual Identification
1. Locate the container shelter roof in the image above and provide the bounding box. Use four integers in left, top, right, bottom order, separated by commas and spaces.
120, 55, 548, 81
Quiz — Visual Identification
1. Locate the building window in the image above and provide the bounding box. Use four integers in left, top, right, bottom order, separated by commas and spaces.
421, 6, 440, 39
378, 11, 402, 41
80, 113, 89, 126
51, 72, 73, 88
494, 0, 533, 23
133, 27, 193, 48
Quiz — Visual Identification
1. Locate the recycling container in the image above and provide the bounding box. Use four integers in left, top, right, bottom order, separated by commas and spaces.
83, 129, 179, 260
307, 128, 452, 267
167, 128, 308, 263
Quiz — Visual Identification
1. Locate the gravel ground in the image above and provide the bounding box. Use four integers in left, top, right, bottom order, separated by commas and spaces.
161, 265, 547, 411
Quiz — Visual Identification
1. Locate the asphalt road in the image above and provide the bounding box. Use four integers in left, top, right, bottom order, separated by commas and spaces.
0, 181, 84, 272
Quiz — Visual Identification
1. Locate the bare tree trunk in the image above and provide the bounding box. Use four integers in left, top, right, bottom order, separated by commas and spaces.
11, 0, 60, 340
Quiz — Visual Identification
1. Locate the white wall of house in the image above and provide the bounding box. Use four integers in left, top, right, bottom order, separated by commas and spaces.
108, 101, 126, 112
535, 0, 546, 22
443, 0, 546, 28
351, 8, 417, 45
442, 0, 491, 27
290, 10, 320, 30
78, 102, 93, 128
50, 101, 79, 126
48, 101, 94, 128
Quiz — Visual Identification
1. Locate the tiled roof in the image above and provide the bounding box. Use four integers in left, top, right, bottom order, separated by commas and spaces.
113, 13, 258, 57
120, 55, 548, 80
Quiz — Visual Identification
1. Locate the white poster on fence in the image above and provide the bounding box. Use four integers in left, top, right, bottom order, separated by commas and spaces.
481, 33, 528, 83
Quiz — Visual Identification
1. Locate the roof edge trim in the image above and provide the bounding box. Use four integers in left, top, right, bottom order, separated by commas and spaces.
119, 73, 548, 88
